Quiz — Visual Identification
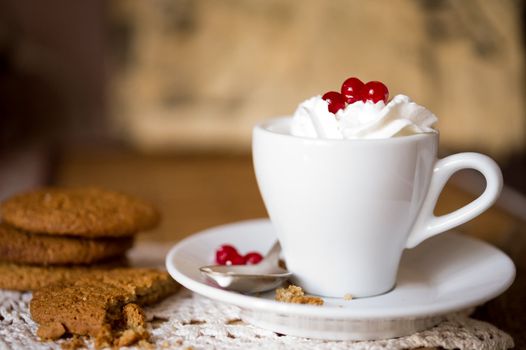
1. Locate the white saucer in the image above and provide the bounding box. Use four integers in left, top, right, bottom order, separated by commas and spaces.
165, 219, 515, 340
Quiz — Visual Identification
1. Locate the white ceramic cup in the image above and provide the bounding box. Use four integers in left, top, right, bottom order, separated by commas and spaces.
252, 117, 503, 298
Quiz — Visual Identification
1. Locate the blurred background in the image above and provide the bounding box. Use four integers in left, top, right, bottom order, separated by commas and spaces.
1, 0, 526, 344
0, 0, 525, 241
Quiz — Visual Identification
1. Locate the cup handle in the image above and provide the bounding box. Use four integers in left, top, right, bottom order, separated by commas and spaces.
406, 152, 503, 249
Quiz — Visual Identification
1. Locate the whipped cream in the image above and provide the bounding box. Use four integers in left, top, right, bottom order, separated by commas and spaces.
290, 94, 437, 139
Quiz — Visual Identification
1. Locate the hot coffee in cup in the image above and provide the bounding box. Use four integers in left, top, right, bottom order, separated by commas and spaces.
252, 78, 502, 298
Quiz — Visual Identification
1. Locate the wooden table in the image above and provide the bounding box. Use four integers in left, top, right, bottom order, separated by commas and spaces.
54, 149, 526, 349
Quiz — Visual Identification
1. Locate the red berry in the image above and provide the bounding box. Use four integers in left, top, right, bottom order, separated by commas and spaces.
218, 244, 237, 255
361, 81, 389, 103
215, 250, 230, 265
244, 252, 263, 265
340, 77, 364, 104
322, 91, 346, 114
225, 252, 246, 265
215, 244, 239, 265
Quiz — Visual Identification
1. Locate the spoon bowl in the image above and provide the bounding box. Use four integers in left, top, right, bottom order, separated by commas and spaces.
199, 241, 292, 293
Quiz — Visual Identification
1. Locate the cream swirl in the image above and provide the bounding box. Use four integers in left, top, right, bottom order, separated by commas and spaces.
290, 94, 437, 139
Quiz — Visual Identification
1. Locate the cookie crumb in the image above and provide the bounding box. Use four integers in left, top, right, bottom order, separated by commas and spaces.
113, 303, 150, 347
275, 285, 323, 305
343, 293, 353, 301
94, 325, 113, 349
37, 322, 66, 340
115, 327, 149, 347
123, 303, 146, 328
226, 318, 244, 325
138, 339, 155, 349
61, 335, 85, 350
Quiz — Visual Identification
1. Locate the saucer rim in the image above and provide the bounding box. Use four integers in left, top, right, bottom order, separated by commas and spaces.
165, 218, 516, 320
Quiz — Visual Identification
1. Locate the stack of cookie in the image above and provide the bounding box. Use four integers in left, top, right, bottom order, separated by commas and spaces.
0, 187, 179, 347
0, 187, 159, 283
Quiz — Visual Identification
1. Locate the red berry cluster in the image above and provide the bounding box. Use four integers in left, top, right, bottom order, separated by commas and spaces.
322, 77, 389, 114
215, 244, 263, 265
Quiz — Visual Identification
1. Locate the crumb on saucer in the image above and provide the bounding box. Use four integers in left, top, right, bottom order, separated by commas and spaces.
275, 285, 323, 306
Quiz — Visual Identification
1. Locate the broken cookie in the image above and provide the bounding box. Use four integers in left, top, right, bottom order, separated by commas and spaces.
30, 268, 178, 346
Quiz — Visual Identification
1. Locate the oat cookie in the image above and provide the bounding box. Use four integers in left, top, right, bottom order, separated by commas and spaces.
0, 223, 133, 265
30, 268, 179, 343
0, 187, 160, 237
0, 260, 128, 291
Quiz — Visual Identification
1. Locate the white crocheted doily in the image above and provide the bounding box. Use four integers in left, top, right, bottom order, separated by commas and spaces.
0, 288, 514, 350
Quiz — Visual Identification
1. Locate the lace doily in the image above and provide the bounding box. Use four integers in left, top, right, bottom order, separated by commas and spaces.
0, 288, 514, 350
